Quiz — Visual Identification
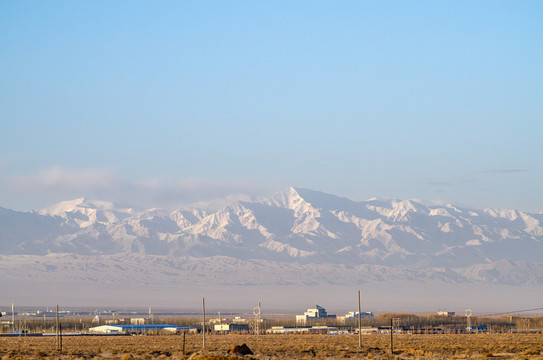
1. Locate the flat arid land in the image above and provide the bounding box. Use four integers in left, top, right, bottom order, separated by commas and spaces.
1, 333, 543, 359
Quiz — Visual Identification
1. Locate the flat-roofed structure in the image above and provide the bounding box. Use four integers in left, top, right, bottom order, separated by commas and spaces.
266, 326, 337, 334
89, 324, 197, 334
213, 323, 250, 333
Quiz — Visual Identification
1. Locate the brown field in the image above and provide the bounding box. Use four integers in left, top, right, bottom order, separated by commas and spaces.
1, 333, 543, 359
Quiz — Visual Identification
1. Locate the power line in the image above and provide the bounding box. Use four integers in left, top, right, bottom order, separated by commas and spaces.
483, 307, 543, 317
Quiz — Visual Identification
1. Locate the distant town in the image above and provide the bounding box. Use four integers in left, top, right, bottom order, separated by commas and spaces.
2, 303, 541, 336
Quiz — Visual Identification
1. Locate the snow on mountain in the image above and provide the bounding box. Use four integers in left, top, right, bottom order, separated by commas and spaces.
1, 187, 542, 288
38, 197, 139, 227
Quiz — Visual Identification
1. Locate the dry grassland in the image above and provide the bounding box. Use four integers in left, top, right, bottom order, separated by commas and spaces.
1, 333, 542, 360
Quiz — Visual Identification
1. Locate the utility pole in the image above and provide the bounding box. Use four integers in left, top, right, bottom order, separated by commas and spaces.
258, 301, 261, 334
11, 304, 14, 333
357, 290, 362, 348
56, 305, 60, 351
182, 330, 186, 355
202, 297, 206, 349
390, 318, 394, 354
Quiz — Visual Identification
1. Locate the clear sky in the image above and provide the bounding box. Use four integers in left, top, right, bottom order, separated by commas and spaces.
1, 1, 542, 212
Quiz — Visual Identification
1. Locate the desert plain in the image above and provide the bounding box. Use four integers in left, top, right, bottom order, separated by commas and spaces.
1, 333, 543, 360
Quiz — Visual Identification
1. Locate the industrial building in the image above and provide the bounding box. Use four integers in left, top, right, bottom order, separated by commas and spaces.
89, 324, 197, 334
337, 311, 374, 323
213, 323, 250, 333
266, 326, 338, 334
130, 318, 146, 325
296, 305, 335, 324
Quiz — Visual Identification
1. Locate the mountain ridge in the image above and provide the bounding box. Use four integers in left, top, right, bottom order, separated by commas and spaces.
1, 187, 542, 289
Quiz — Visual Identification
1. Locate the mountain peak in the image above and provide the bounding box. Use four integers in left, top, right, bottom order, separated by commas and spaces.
1, 188, 543, 288
38, 197, 88, 216
264, 187, 322, 218
269, 187, 304, 206
37, 197, 137, 227
386, 199, 428, 222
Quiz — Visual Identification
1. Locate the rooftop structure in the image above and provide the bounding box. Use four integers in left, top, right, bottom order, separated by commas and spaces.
437, 310, 456, 316
337, 311, 374, 323
296, 305, 335, 324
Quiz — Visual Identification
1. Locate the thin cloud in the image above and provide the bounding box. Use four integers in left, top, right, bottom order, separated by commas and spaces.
475, 169, 529, 174
6, 167, 267, 211
427, 169, 526, 189
12, 167, 120, 191
427, 181, 454, 186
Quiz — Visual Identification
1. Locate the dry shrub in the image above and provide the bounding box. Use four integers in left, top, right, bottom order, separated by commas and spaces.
404, 347, 425, 356
299, 348, 316, 354
32, 350, 48, 359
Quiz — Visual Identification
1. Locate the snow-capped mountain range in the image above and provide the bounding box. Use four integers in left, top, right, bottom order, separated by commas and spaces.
1, 187, 543, 302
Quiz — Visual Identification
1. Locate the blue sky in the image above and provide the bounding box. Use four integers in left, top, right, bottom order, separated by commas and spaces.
1, 1, 542, 212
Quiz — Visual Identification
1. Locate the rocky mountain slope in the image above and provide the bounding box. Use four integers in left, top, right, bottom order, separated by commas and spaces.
1, 187, 542, 287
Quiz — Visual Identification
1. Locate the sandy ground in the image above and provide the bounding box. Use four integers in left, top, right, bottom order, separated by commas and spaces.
1, 333, 542, 359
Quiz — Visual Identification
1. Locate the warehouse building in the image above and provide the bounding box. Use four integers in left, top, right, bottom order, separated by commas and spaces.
89, 324, 197, 334
213, 323, 250, 333
267, 326, 337, 334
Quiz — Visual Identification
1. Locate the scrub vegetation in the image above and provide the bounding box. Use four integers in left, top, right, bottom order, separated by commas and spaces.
1, 333, 543, 359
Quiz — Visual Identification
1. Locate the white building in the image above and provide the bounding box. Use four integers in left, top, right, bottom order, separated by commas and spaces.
89, 324, 196, 334
232, 316, 249, 324
267, 326, 338, 334
296, 305, 335, 324
131, 318, 146, 325
337, 311, 374, 323
89, 325, 124, 334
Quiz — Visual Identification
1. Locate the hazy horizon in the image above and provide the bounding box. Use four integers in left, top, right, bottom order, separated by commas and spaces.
3, 281, 542, 316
